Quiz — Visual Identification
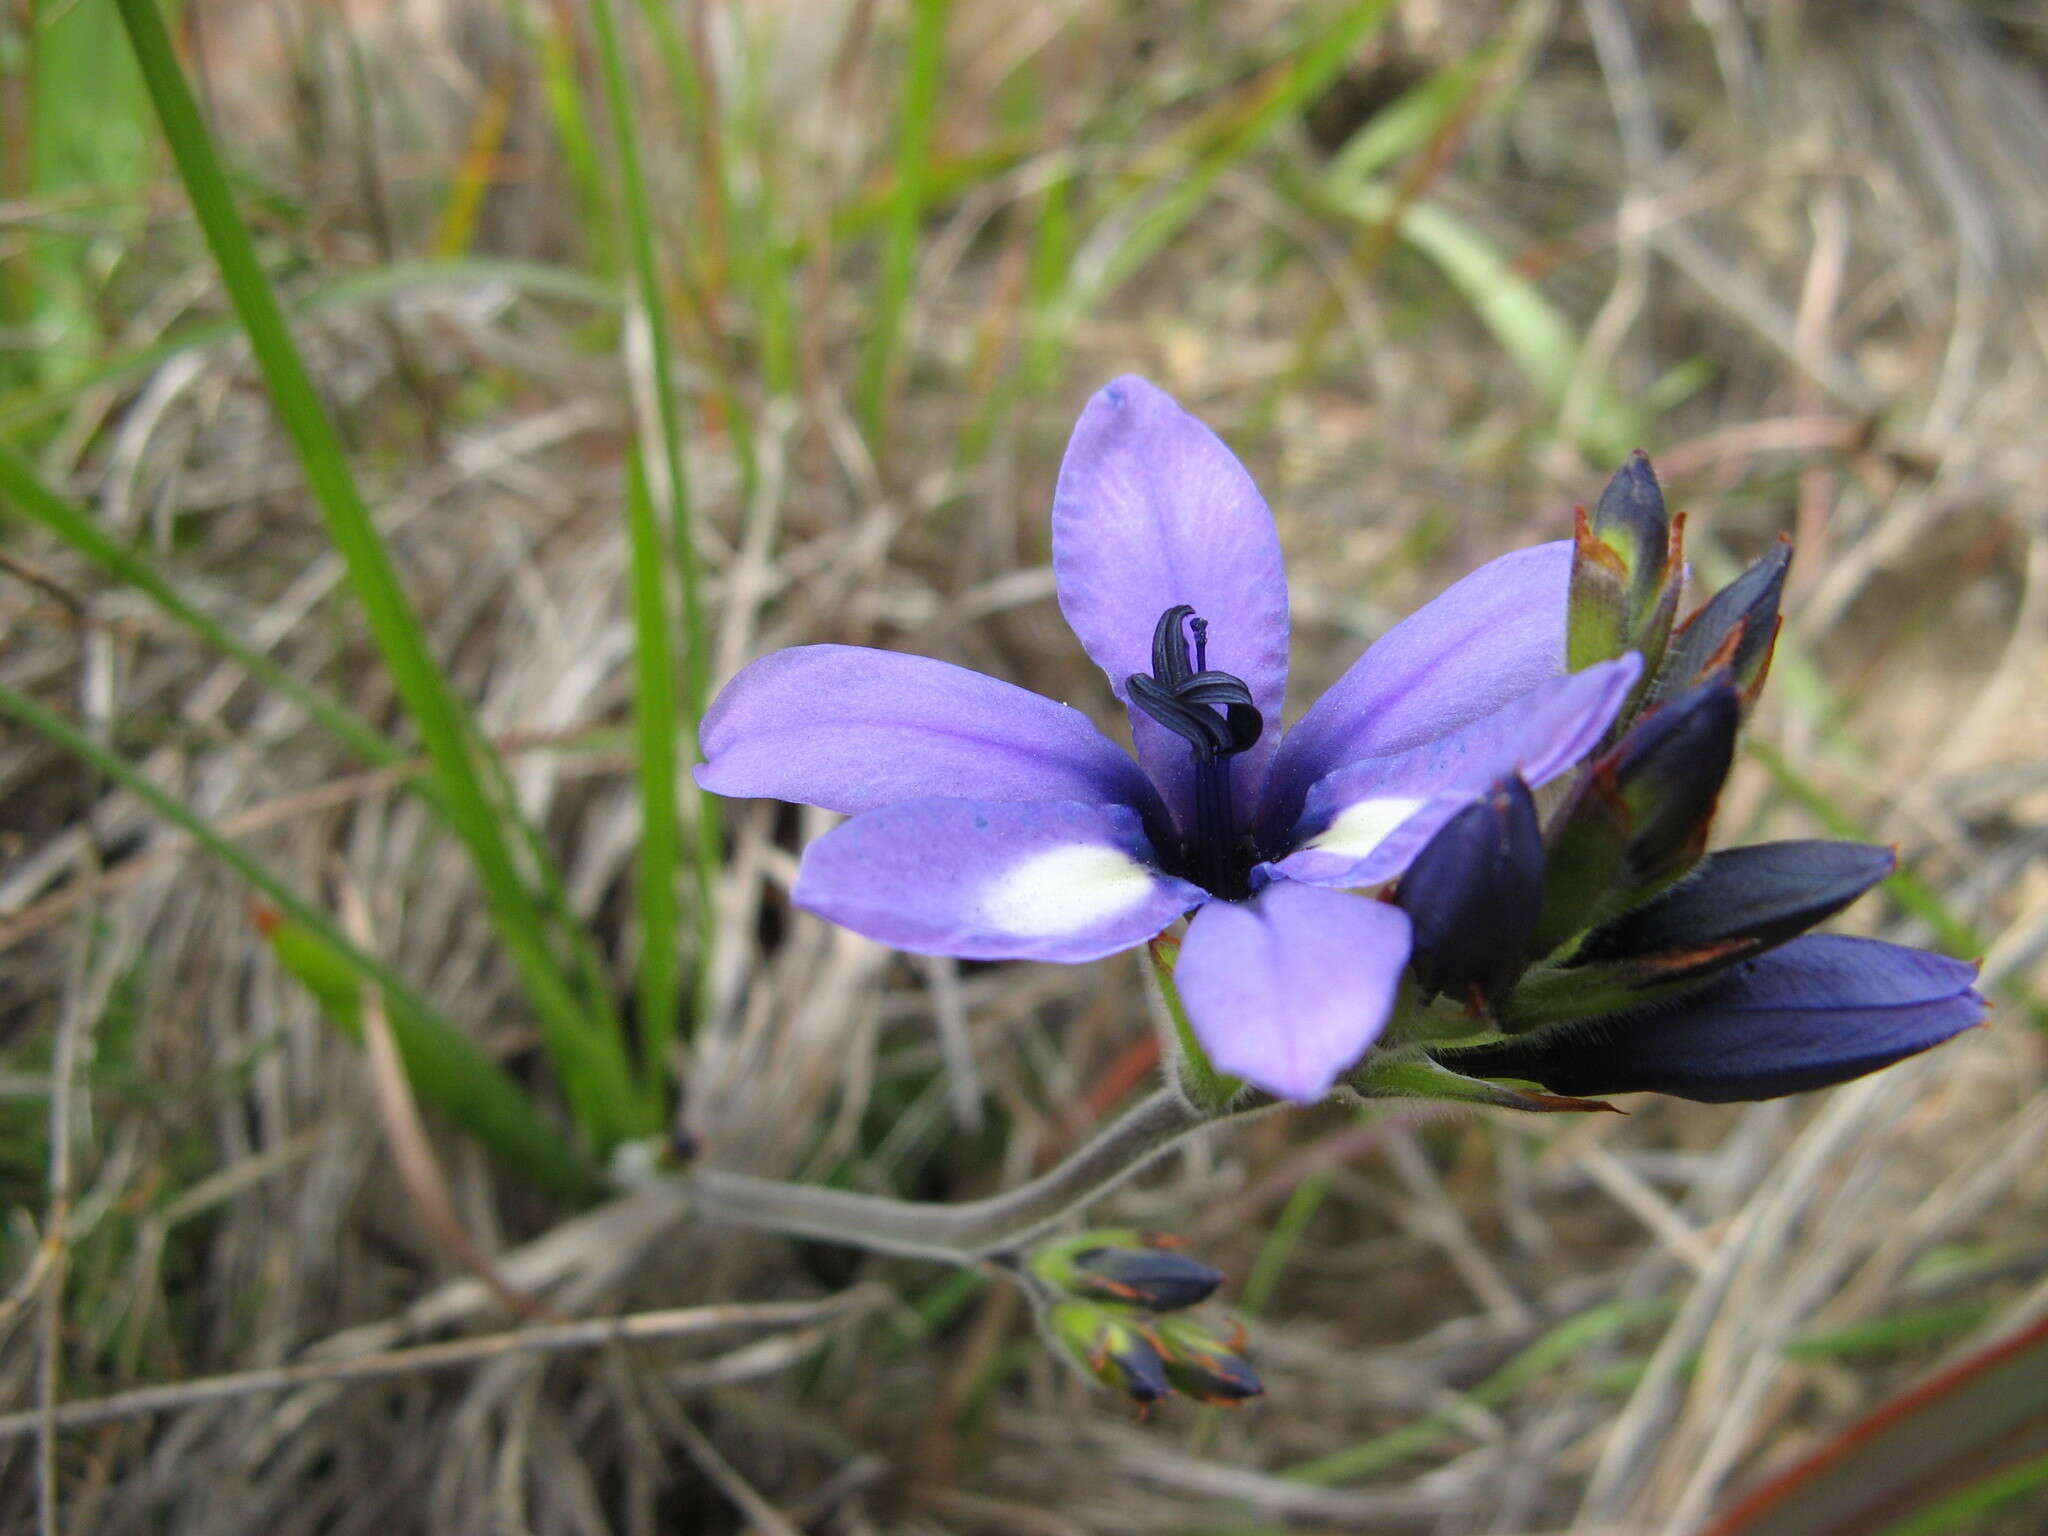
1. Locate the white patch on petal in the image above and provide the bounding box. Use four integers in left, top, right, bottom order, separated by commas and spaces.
980, 844, 1161, 938
1306, 795, 1429, 861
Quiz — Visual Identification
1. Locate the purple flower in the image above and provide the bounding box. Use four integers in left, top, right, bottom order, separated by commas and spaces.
697, 377, 1638, 1102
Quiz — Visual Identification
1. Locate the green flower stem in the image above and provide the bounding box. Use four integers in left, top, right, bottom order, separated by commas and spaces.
1148, 935, 1242, 1112
0, 683, 596, 1201
681, 1088, 1269, 1264
115, 0, 644, 1146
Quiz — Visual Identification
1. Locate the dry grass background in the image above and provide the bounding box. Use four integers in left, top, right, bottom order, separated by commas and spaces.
1, 1, 2047, 1531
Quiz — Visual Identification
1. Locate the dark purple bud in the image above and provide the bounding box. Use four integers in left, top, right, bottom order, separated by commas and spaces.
1029, 1228, 1224, 1312
1612, 679, 1740, 887
1070, 1243, 1224, 1313
1593, 450, 1672, 617
1659, 538, 1792, 702
1531, 679, 1741, 963
1102, 1332, 1172, 1404
1572, 840, 1895, 979
1049, 1304, 1173, 1404
1396, 776, 1544, 1008
1443, 935, 1983, 1103
1155, 1316, 1264, 1405
1570, 452, 1683, 680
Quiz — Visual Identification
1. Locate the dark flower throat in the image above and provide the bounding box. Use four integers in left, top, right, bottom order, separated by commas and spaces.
1127, 606, 1263, 899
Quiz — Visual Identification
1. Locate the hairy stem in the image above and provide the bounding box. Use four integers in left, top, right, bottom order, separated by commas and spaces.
682, 1089, 1262, 1263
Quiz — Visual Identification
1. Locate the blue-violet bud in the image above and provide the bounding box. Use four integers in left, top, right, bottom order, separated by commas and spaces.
1570, 839, 1895, 981
1049, 1303, 1173, 1405
1658, 538, 1791, 703
1155, 1315, 1263, 1405
1030, 1229, 1224, 1313
1611, 679, 1740, 888
1444, 935, 1983, 1103
1396, 776, 1545, 1009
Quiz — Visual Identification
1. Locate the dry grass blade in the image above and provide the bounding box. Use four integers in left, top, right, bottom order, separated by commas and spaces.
667, 1407, 808, 1536
0, 1290, 886, 1440
339, 880, 543, 1322
0, 727, 618, 954
33, 867, 104, 1536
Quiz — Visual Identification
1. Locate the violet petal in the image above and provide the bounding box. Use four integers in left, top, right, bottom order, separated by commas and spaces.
1052, 376, 1289, 833
793, 798, 1203, 963
1262, 540, 1573, 833
1175, 881, 1411, 1103
697, 644, 1161, 820
1271, 656, 1638, 888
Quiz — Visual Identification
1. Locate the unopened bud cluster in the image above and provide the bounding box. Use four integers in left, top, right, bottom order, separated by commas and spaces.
1384, 455, 1798, 1028
1353, 453, 1978, 1107
1031, 1230, 1261, 1409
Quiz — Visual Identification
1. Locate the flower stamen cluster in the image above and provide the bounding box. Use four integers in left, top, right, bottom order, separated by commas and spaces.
1126, 606, 1262, 898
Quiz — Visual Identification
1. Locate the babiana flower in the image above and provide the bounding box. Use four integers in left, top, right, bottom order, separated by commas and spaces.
698, 377, 1638, 1102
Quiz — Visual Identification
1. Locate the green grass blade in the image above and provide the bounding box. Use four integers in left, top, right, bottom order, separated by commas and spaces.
587, 0, 719, 1049
518, 3, 618, 277
1584, 1302, 1997, 1399
1262, 16, 1528, 422
1239, 1171, 1330, 1318
1020, 166, 1075, 392
954, 166, 1074, 471
607, 0, 764, 503
1287, 1296, 1672, 1484
635, 0, 796, 405
0, 684, 595, 1202
826, 137, 1036, 247
0, 257, 618, 433
260, 913, 595, 1203
1781, 1303, 1994, 1363
727, 138, 799, 400
1699, 1311, 2048, 1536
114, 0, 645, 1147
1873, 1449, 2048, 1536
3, 440, 623, 1053
622, 447, 684, 1092
1326, 44, 1501, 185
856, 0, 950, 452
1060, 0, 1394, 324
1311, 173, 1641, 459
0, 439, 397, 770
6, 0, 153, 390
